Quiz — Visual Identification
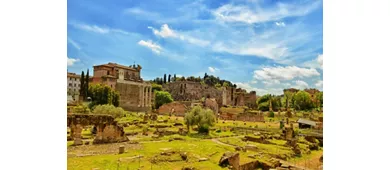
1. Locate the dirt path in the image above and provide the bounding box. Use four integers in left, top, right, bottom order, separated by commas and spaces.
210, 138, 236, 147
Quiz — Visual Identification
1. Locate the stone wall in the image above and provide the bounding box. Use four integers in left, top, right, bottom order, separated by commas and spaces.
115, 80, 152, 112
158, 102, 188, 117
204, 98, 219, 114
163, 81, 257, 109
67, 114, 128, 145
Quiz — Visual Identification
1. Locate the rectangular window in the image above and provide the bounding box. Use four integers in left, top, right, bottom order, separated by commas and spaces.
69, 83, 72, 87
78, 84, 81, 87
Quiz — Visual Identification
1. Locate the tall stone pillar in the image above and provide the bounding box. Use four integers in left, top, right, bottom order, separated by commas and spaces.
145, 87, 149, 107
141, 86, 145, 107
149, 86, 152, 107
138, 85, 142, 107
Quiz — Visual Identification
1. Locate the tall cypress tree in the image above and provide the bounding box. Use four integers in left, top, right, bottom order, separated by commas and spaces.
173, 74, 176, 82
85, 69, 90, 99
168, 74, 171, 83
163, 74, 167, 84
80, 71, 85, 99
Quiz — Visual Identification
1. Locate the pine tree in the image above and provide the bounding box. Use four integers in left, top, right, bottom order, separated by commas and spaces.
173, 74, 176, 82
168, 74, 171, 83
80, 71, 85, 99
85, 69, 90, 99
163, 74, 167, 84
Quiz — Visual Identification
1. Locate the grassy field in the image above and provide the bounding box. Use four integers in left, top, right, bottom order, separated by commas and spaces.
68, 112, 323, 170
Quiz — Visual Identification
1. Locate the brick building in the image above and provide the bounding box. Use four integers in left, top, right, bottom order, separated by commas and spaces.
91, 63, 152, 112
67, 72, 81, 102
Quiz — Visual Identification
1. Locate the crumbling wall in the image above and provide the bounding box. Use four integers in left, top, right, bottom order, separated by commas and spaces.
67, 114, 128, 145
204, 98, 219, 114
158, 102, 188, 116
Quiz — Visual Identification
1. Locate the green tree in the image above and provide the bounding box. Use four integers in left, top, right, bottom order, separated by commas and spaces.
257, 94, 272, 111
92, 104, 126, 118
88, 83, 120, 108
80, 71, 85, 99
256, 94, 282, 111
85, 69, 90, 98
222, 82, 229, 87
293, 91, 315, 110
184, 106, 216, 134
154, 91, 173, 109
215, 83, 222, 89
315, 91, 323, 108
163, 74, 167, 84
152, 83, 163, 92
168, 74, 171, 83
173, 74, 176, 82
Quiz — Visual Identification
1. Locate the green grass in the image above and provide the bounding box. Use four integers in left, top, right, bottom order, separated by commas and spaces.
68, 140, 234, 170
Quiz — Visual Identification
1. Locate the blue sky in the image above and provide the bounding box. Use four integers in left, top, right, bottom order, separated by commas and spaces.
67, 0, 323, 95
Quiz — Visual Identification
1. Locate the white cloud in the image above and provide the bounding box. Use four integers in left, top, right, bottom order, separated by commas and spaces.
250, 80, 258, 84
254, 66, 320, 81
213, 42, 288, 60
317, 54, 323, 69
138, 40, 162, 54
208, 67, 219, 73
302, 54, 323, 69
67, 37, 80, 50
233, 82, 283, 96
124, 8, 160, 18
70, 23, 129, 35
67, 57, 80, 66
148, 24, 210, 47
148, 24, 176, 38
263, 80, 281, 86
213, 1, 321, 24
315, 80, 323, 89
294, 80, 309, 89
275, 22, 286, 27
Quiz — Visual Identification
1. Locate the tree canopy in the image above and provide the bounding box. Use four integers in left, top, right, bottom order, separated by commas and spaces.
154, 91, 173, 109
184, 106, 216, 134
88, 83, 120, 108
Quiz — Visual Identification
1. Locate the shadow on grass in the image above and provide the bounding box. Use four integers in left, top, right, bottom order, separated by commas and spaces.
187, 133, 213, 139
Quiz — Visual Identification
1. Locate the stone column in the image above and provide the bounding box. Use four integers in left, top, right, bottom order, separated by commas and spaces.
73, 124, 83, 145
138, 85, 142, 107
145, 86, 149, 107
149, 86, 152, 107
141, 86, 145, 107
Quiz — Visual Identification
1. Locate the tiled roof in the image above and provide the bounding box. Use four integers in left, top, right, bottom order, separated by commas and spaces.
94, 62, 138, 71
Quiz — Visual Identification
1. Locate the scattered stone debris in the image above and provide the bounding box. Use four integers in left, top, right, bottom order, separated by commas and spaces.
198, 157, 209, 162
219, 152, 240, 170
245, 144, 258, 151
182, 166, 196, 170
119, 145, 125, 154
180, 152, 188, 161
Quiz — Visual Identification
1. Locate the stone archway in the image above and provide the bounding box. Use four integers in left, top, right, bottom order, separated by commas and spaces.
67, 114, 128, 145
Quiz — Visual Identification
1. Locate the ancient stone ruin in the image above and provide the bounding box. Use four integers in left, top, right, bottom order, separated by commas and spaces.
158, 102, 188, 116
204, 98, 219, 114
67, 114, 128, 145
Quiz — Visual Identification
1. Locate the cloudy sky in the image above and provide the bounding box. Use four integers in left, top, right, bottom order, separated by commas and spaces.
67, 0, 323, 95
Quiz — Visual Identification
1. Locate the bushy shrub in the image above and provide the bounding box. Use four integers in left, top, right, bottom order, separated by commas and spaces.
184, 106, 216, 134
269, 111, 275, 118
72, 104, 90, 114
92, 104, 126, 118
